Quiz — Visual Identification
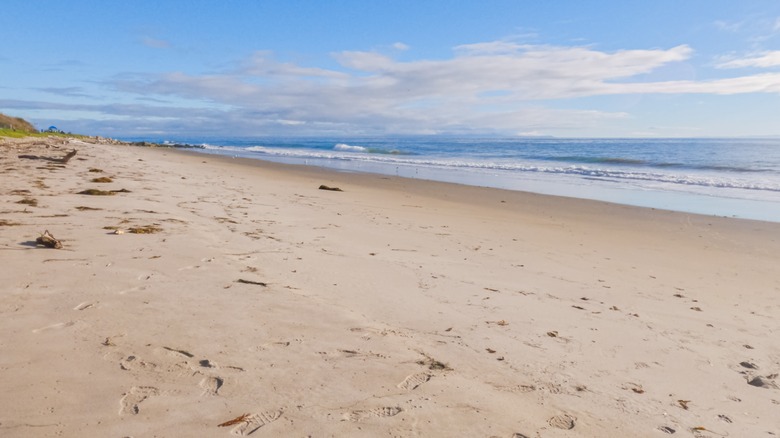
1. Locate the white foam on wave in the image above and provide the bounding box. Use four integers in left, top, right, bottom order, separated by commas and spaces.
334, 143, 368, 152
202, 144, 780, 193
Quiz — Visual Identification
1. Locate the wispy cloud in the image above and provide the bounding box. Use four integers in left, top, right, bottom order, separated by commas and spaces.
9, 41, 780, 136
141, 36, 172, 49
714, 19, 745, 32
35, 87, 92, 98
716, 51, 780, 68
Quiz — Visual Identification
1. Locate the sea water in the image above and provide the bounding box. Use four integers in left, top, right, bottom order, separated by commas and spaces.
142, 137, 780, 222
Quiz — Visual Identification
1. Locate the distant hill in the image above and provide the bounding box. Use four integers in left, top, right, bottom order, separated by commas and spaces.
0, 113, 37, 132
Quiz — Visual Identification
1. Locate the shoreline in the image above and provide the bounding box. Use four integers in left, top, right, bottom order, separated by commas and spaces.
189, 143, 780, 223
179, 146, 780, 230
2, 137, 779, 437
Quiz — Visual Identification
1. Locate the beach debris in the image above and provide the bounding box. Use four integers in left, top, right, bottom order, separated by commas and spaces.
217, 413, 251, 427
127, 225, 162, 234
657, 426, 676, 434
318, 184, 343, 192
75, 206, 102, 211
35, 230, 62, 249
16, 197, 38, 207
0, 219, 21, 226
747, 375, 779, 389
677, 399, 691, 410
417, 354, 451, 371
740, 361, 758, 369
77, 188, 131, 196
624, 382, 645, 394
547, 331, 559, 338
88, 168, 103, 172
90, 176, 113, 183
718, 414, 733, 423
162, 346, 194, 358
690, 306, 703, 312
485, 319, 509, 326
744, 344, 754, 349
78, 189, 114, 196
486, 348, 496, 354
572, 305, 585, 310
237, 279, 268, 287
18, 149, 77, 164
113, 229, 124, 235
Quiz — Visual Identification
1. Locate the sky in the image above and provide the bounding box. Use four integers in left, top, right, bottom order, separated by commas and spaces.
2, 1, 780, 138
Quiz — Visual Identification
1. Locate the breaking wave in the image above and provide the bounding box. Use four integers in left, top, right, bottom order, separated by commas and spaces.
201, 144, 780, 193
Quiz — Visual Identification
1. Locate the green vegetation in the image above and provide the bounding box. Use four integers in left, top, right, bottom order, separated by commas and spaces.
0, 128, 88, 139
0, 113, 87, 139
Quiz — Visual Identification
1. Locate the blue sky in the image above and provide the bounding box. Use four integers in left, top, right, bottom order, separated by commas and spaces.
2, 1, 780, 138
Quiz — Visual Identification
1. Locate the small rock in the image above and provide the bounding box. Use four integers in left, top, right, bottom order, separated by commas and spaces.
747, 376, 779, 389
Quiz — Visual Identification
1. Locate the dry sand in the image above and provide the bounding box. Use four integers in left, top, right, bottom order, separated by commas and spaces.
1, 137, 779, 437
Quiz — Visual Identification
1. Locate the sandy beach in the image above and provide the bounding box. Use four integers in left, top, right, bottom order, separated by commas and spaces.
1, 136, 779, 437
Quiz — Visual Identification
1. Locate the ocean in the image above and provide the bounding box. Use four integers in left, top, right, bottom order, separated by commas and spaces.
138, 137, 780, 222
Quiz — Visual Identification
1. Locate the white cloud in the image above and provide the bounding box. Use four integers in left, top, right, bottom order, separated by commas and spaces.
141, 36, 171, 49
716, 51, 780, 69
775, 17, 780, 32
392, 42, 409, 51
20, 40, 780, 136
714, 20, 744, 32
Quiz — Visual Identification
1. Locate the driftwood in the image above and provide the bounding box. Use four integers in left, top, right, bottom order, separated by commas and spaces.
19, 149, 77, 164
217, 413, 251, 427
236, 279, 267, 286
318, 185, 343, 192
36, 230, 62, 249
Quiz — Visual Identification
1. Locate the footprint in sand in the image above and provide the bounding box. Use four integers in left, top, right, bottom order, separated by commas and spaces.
124, 355, 162, 372
344, 407, 403, 422
32, 321, 75, 333
230, 410, 282, 436
118, 285, 148, 295
73, 302, 95, 311
548, 413, 576, 430
397, 372, 431, 391
199, 376, 224, 396
119, 386, 159, 415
